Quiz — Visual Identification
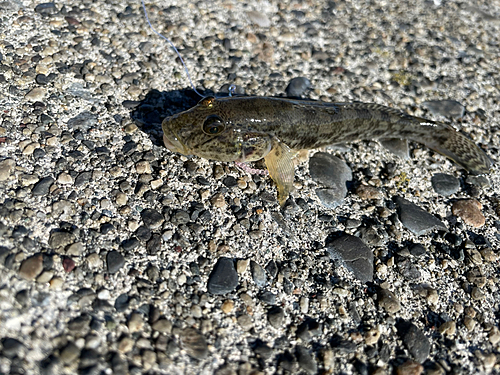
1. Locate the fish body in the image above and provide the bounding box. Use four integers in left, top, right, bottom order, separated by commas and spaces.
162, 96, 491, 205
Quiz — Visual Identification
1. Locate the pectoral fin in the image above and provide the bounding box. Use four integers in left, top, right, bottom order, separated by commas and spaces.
264, 138, 295, 207
379, 138, 409, 159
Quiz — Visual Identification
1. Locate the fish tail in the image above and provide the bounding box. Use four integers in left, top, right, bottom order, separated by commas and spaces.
410, 125, 491, 175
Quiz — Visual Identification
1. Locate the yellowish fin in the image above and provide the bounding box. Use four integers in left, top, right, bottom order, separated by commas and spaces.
264, 138, 295, 206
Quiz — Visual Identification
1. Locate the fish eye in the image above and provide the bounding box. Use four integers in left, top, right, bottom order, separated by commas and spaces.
202, 115, 225, 135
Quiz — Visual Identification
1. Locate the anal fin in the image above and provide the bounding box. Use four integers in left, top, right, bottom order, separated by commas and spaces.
264, 138, 295, 207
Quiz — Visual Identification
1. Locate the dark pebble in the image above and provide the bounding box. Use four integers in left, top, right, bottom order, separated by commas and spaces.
421, 100, 465, 119
267, 306, 285, 329
107, 250, 125, 274
2, 337, 26, 358
146, 234, 161, 255
67, 111, 97, 131
32, 176, 54, 196
67, 314, 91, 332
207, 257, 238, 295
140, 208, 164, 229
253, 341, 273, 359
397, 257, 421, 280
409, 243, 426, 257
62, 257, 75, 272
36, 74, 50, 85
34, 2, 57, 15
100, 222, 115, 234
326, 233, 373, 283
431, 173, 460, 196
122, 141, 137, 155
265, 260, 278, 279
394, 196, 447, 236
48, 231, 75, 249
15, 289, 29, 307
33, 148, 46, 159
121, 237, 139, 252
398, 321, 430, 363
74, 171, 92, 186
114, 293, 129, 311
250, 260, 267, 287
285, 77, 311, 97
295, 345, 317, 375
309, 152, 352, 208
180, 328, 208, 360
259, 291, 277, 305
135, 225, 151, 242
223, 176, 238, 187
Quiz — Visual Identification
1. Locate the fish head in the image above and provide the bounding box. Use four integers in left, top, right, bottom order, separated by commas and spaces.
162, 96, 272, 162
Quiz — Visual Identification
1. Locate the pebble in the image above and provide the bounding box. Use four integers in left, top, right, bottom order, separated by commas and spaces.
152, 319, 172, 334
67, 111, 98, 131
0, 159, 15, 181
267, 306, 285, 329
207, 257, 238, 295
106, 251, 125, 274
18, 254, 43, 280
309, 153, 352, 208
2, 338, 26, 358
421, 100, 465, 118
181, 328, 208, 359
326, 234, 374, 283
378, 289, 401, 313
452, 199, 485, 228
48, 231, 75, 250
246, 10, 271, 28
356, 185, 382, 200
34, 2, 57, 15
237, 314, 253, 331
399, 322, 430, 363
140, 208, 164, 229
24, 87, 46, 101
32, 176, 54, 196
285, 77, 311, 97
60, 342, 80, 364
221, 300, 234, 314
431, 173, 460, 196
396, 360, 423, 375
250, 260, 267, 287
438, 321, 456, 336
127, 313, 144, 333
296, 345, 317, 375
379, 138, 409, 159
394, 196, 447, 235
57, 172, 73, 184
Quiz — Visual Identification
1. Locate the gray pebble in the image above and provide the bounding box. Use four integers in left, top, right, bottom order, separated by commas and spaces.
421, 100, 465, 119
309, 153, 352, 208
409, 243, 426, 257
1, 337, 26, 358
107, 251, 125, 274
34, 2, 57, 15
207, 257, 238, 295
399, 322, 430, 363
379, 138, 409, 159
48, 231, 75, 250
59, 342, 80, 365
378, 289, 401, 313
32, 176, 54, 196
181, 328, 208, 360
267, 306, 285, 329
326, 234, 374, 283
259, 291, 277, 305
67, 111, 98, 131
121, 237, 140, 252
394, 196, 447, 236
74, 171, 92, 186
295, 345, 317, 375
250, 260, 267, 288
285, 77, 311, 97
431, 173, 460, 196
246, 10, 271, 28
140, 208, 164, 229
18, 254, 43, 280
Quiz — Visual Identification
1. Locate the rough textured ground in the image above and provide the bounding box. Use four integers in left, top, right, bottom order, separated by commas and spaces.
0, 0, 499, 374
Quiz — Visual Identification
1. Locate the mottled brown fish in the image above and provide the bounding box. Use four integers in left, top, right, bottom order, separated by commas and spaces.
162, 96, 491, 206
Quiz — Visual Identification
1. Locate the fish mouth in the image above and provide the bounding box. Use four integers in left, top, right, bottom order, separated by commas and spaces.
163, 131, 189, 155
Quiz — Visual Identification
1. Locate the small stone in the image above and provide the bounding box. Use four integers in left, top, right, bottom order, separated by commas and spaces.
136, 161, 151, 174
32, 176, 54, 196
379, 138, 409, 159
365, 327, 381, 345
250, 260, 267, 287
118, 337, 134, 353
128, 313, 143, 333
107, 250, 125, 274
237, 314, 253, 331
152, 319, 172, 334
25, 87, 46, 101
395, 196, 447, 235
62, 257, 75, 272
57, 172, 73, 184
431, 173, 460, 196
396, 360, 423, 375
207, 257, 238, 295
19, 254, 43, 280
399, 322, 430, 363
378, 289, 401, 313
1, 338, 26, 359
310, 153, 352, 208
464, 316, 477, 331
236, 259, 249, 274
0, 159, 15, 181
34, 2, 57, 15
438, 321, 456, 336
66, 241, 84, 256
488, 327, 500, 345
211, 193, 227, 208
296, 345, 317, 375
60, 342, 80, 365
140, 208, 164, 229
246, 10, 271, 27
221, 300, 234, 314
285, 77, 311, 97
67, 111, 98, 131
356, 185, 382, 200
326, 234, 374, 283
181, 328, 208, 359
421, 100, 465, 119
268, 306, 285, 329
48, 231, 75, 250
470, 287, 484, 300
452, 199, 485, 228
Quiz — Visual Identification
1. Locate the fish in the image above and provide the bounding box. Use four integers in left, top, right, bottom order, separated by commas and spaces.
162, 96, 491, 206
